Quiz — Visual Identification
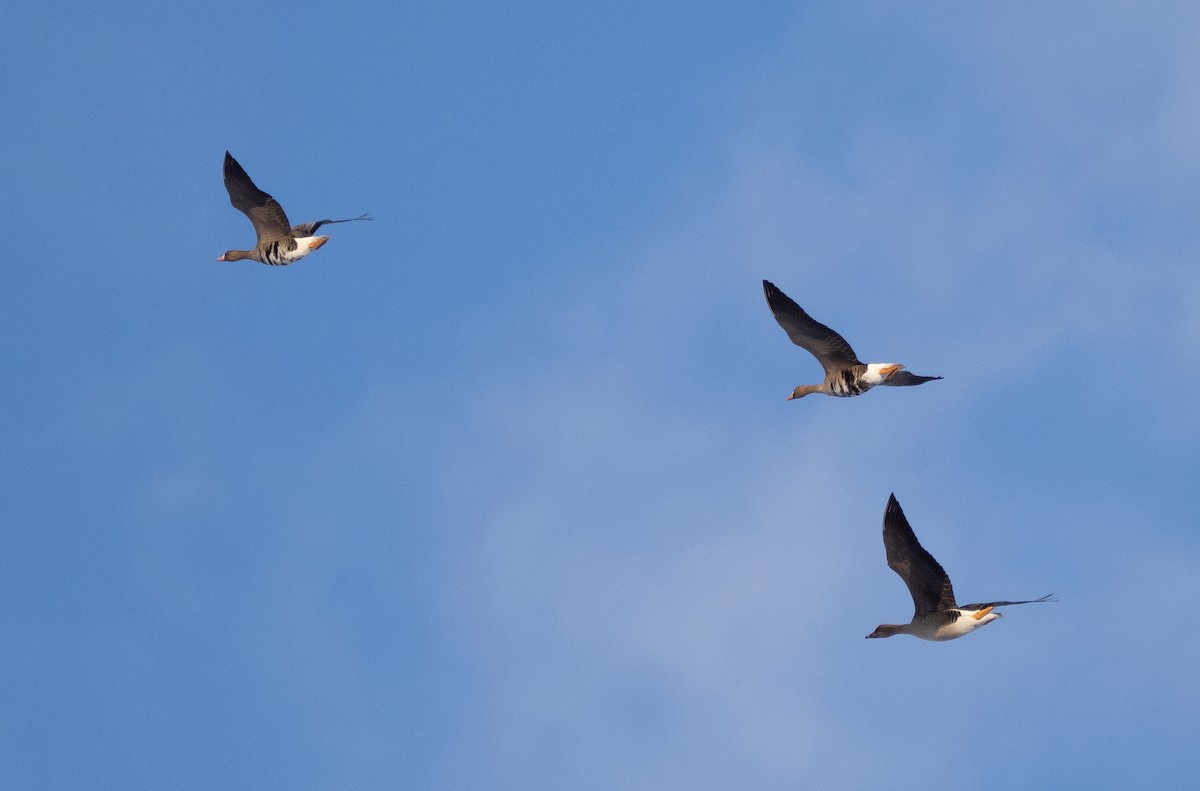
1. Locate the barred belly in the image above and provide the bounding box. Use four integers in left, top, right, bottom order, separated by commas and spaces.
260, 239, 300, 266
830, 369, 870, 397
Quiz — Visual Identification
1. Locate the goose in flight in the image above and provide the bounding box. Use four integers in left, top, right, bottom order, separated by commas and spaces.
867, 494, 1054, 641
762, 280, 941, 399
218, 151, 370, 265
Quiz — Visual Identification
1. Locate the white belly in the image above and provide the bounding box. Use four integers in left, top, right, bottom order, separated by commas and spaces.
913, 610, 1002, 641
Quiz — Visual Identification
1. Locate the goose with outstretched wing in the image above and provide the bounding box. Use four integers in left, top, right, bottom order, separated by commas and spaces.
218, 151, 370, 265
868, 494, 1055, 641
762, 280, 941, 400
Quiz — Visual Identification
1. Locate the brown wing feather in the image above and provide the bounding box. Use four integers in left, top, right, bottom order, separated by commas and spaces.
958, 594, 1057, 610
223, 151, 294, 244
291, 213, 373, 238
879, 371, 943, 387
883, 494, 958, 616
762, 280, 861, 373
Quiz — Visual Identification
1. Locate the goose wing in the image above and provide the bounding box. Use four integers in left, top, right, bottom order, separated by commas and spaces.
224, 151, 294, 244
958, 594, 1057, 610
291, 213, 373, 238
762, 280, 861, 373
879, 371, 943, 387
883, 494, 958, 616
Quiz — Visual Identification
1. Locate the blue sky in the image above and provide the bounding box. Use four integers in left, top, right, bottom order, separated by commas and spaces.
3, 1, 1199, 788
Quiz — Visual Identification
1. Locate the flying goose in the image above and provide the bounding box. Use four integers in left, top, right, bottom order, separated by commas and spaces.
867, 494, 1054, 641
762, 280, 942, 399
218, 151, 370, 265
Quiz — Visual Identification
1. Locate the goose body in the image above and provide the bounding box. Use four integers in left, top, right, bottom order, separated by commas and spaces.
762, 280, 942, 399
218, 151, 370, 266
867, 494, 1054, 641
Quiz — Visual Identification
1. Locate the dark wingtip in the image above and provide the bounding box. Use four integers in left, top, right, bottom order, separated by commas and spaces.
884, 493, 906, 527
762, 280, 782, 306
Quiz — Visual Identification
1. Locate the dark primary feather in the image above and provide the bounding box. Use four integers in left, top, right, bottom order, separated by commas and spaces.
223, 151, 294, 244
762, 280, 862, 373
958, 594, 1057, 610
883, 494, 958, 616
879, 371, 944, 387
291, 213, 373, 238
